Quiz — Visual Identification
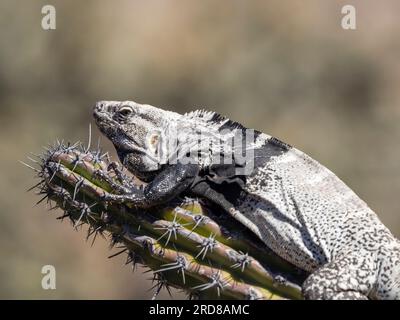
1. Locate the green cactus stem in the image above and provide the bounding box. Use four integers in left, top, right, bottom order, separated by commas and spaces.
28, 141, 306, 300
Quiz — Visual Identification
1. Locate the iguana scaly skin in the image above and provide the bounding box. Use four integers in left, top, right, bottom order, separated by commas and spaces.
93, 100, 400, 300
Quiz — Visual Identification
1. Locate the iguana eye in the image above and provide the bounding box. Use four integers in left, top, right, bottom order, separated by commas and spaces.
118, 106, 133, 117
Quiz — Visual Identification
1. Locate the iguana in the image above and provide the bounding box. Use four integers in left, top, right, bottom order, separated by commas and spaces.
93, 100, 400, 300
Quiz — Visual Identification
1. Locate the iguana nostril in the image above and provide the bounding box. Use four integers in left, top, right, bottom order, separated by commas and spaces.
93, 101, 107, 112
93, 102, 106, 122
94, 101, 106, 112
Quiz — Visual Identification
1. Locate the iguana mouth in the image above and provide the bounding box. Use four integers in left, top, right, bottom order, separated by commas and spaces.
93, 109, 116, 135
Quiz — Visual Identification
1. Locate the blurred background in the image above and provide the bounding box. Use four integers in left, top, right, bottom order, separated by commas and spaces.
1, 0, 400, 299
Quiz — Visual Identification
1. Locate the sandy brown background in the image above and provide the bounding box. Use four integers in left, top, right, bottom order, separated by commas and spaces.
1, 0, 400, 299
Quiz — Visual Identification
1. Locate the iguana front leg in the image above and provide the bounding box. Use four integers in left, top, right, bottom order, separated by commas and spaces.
302, 251, 376, 300
102, 163, 199, 208
93, 168, 132, 194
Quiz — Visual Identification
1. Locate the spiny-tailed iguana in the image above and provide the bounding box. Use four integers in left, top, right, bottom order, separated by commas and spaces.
93, 100, 400, 300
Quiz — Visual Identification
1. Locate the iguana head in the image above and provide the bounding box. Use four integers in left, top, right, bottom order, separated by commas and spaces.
93, 100, 179, 181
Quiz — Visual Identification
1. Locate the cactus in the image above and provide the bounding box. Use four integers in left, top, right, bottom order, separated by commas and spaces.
28, 141, 306, 300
